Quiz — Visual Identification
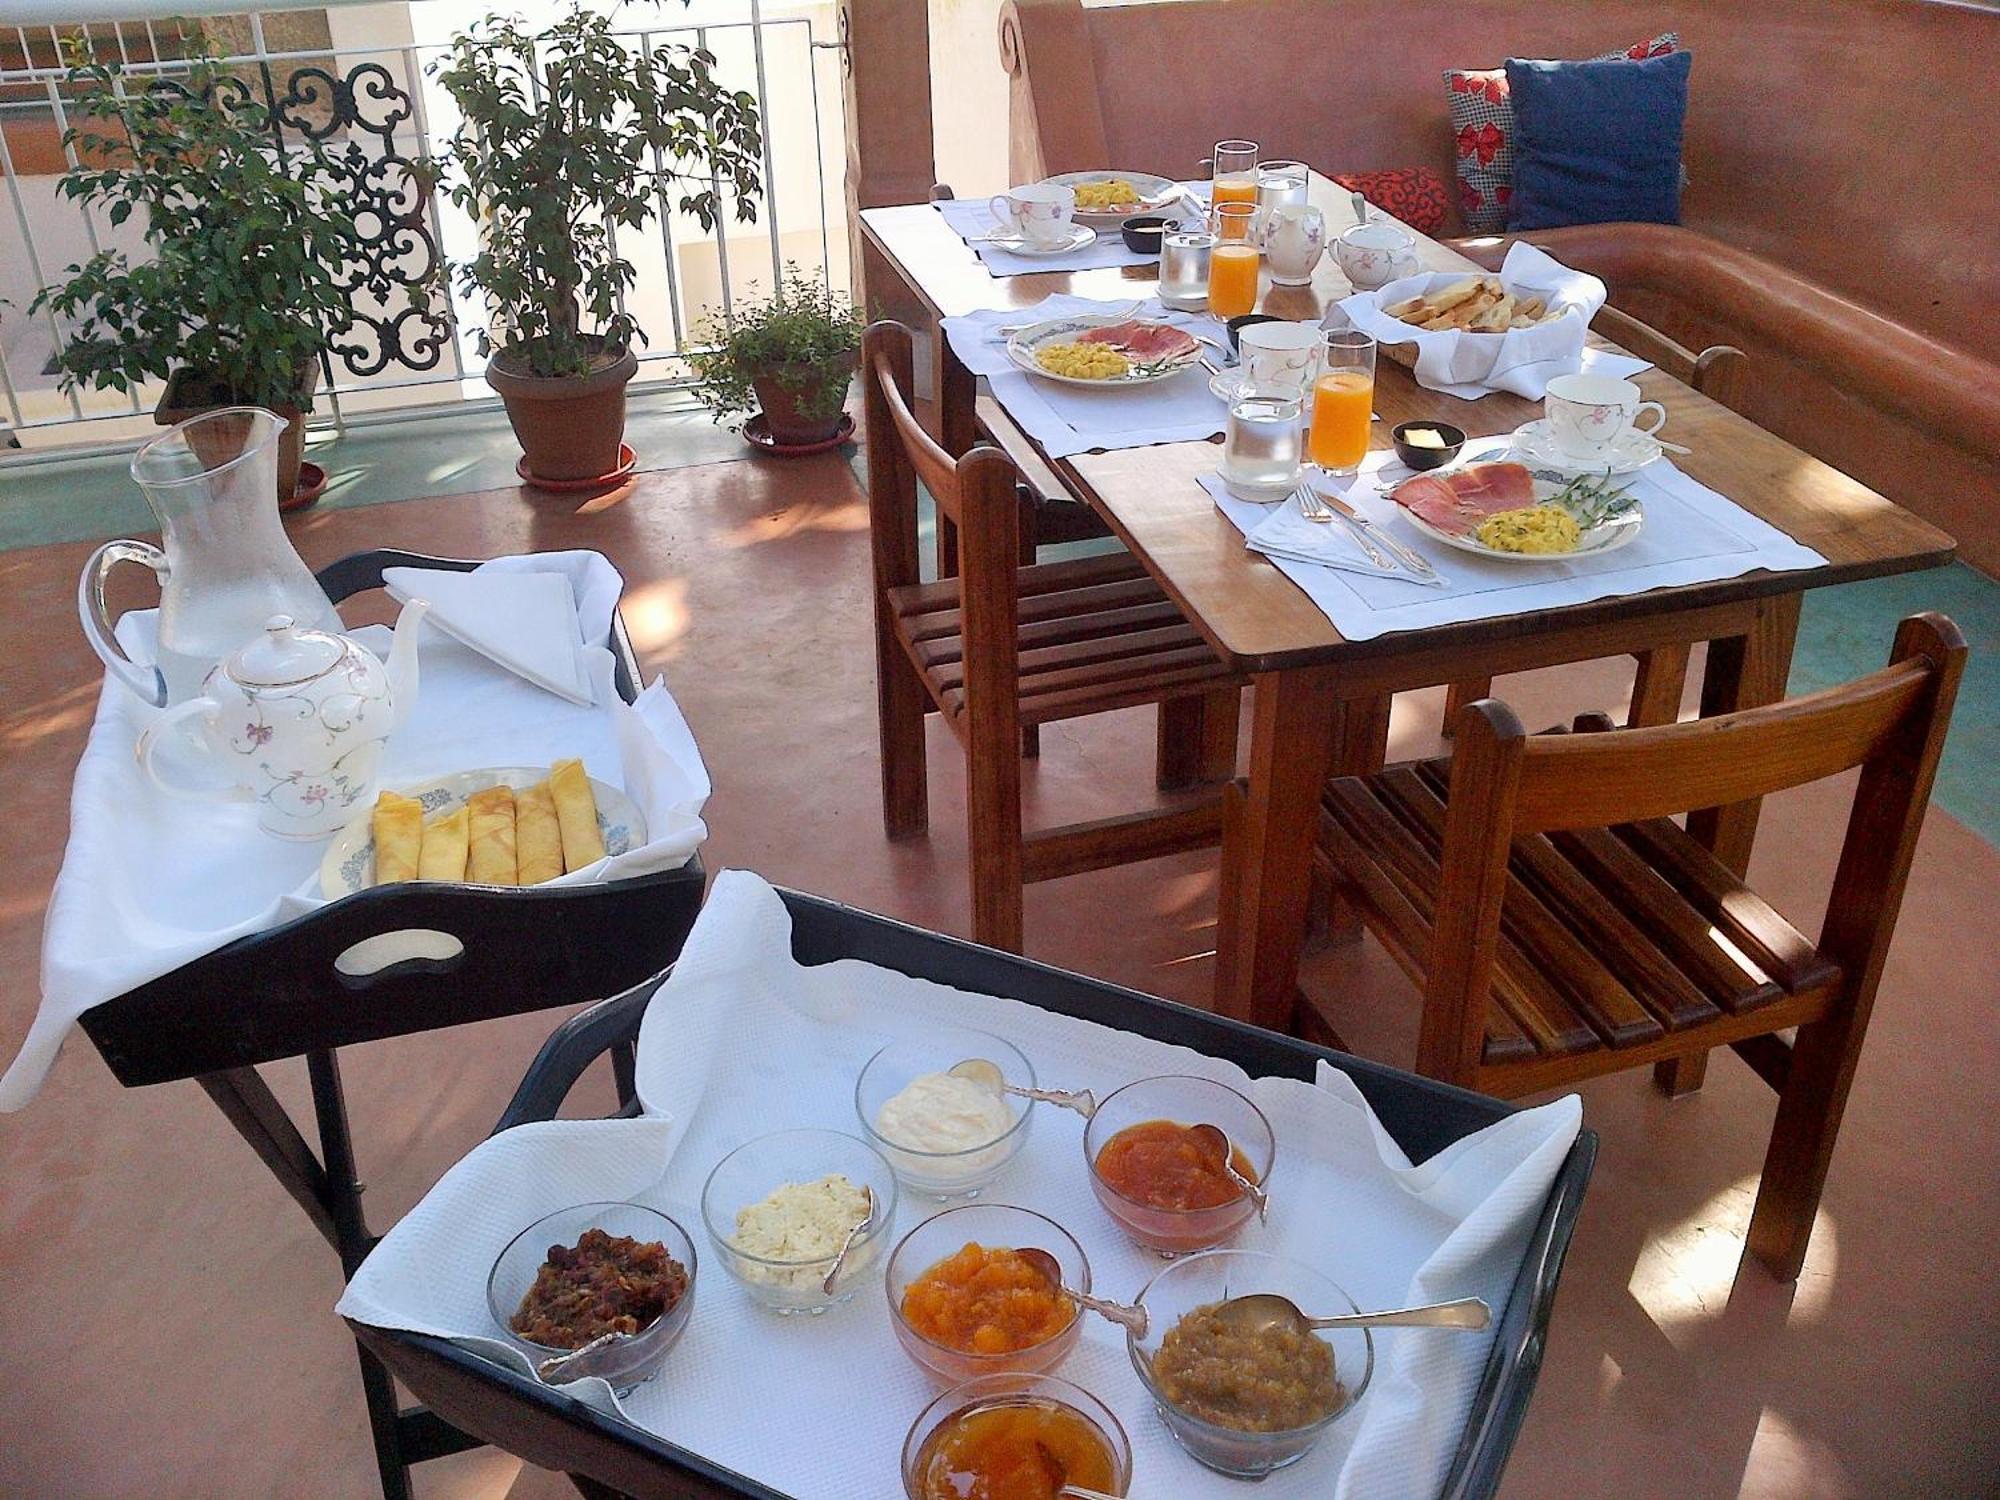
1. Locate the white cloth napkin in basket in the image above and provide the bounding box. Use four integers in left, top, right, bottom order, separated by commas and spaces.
341, 869, 1581, 1500
1, 551, 709, 1112
384, 555, 601, 706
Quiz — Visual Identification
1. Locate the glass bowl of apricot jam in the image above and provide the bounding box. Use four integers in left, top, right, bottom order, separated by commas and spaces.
886, 1203, 1090, 1382
1084, 1075, 1275, 1256
901, 1372, 1132, 1499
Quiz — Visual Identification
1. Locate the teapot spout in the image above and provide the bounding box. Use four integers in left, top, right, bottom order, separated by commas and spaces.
385, 597, 430, 728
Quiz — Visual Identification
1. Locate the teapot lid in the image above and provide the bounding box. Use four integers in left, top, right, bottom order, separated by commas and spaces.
226, 615, 348, 687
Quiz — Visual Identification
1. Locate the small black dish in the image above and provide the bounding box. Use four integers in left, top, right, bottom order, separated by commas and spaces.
1391, 420, 1467, 471
1120, 214, 1173, 255
1225, 313, 1283, 354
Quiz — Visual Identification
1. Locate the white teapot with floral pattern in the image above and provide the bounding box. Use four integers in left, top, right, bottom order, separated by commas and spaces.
137, 600, 429, 838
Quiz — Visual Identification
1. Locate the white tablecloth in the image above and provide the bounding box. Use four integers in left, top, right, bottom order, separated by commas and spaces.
341, 870, 1581, 1500
1208, 437, 1827, 641
2, 551, 709, 1110
941, 294, 1231, 459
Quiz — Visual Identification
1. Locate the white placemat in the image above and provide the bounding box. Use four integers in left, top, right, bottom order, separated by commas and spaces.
341, 869, 1581, 1500
934, 198, 1169, 277
941, 294, 1230, 459
2, 552, 710, 1111
1338, 242, 1639, 400
1207, 437, 1827, 641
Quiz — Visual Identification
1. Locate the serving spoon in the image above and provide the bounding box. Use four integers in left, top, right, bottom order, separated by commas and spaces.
1186, 1121, 1270, 1222
536, 1329, 632, 1385
1014, 1246, 1151, 1338
1211, 1290, 1492, 1337
819, 1184, 876, 1295
949, 1056, 1099, 1120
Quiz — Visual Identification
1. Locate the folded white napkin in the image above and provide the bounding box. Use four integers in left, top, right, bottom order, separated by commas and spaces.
342, 869, 1583, 1500
940, 294, 1230, 459
384, 560, 593, 706
933, 198, 1172, 277
2, 551, 710, 1112
1209, 437, 1827, 641
1339, 242, 1640, 399
1207, 475, 1413, 584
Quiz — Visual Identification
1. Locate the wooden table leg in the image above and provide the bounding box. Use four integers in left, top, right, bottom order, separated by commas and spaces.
1215, 667, 1342, 1030
1657, 593, 1801, 1097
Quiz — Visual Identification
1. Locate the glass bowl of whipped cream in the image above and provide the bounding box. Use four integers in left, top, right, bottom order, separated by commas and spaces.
856, 1028, 1037, 1198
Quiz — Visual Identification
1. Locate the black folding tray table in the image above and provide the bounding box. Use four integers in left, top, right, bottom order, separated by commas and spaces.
72, 549, 709, 1500
351, 886, 1596, 1500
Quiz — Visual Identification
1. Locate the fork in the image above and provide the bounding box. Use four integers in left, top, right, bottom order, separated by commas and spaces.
1294, 484, 1396, 572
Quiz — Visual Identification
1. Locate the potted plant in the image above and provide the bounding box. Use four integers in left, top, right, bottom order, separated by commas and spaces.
686, 267, 862, 451
28, 29, 358, 509
430, 3, 762, 484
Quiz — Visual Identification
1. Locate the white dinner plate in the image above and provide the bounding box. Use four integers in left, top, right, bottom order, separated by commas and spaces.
1391, 470, 1643, 563
1037, 170, 1186, 225
1511, 418, 1666, 475
1004, 315, 1205, 388
321, 766, 645, 897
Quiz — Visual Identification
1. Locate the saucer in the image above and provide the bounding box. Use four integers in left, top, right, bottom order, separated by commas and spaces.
1512, 418, 1664, 475
981, 222, 1096, 256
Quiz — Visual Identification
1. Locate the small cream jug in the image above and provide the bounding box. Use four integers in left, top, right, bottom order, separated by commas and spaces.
1259, 203, 1327, 287
138, 601, 429, 839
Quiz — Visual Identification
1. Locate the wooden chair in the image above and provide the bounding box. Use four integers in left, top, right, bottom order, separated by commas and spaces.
1442, 315, 1749, 734
865, 319, 1243, 951
1317, 613, 1965, 1279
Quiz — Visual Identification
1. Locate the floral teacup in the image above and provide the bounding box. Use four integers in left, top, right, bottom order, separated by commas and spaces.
1544, 373, 1668, 461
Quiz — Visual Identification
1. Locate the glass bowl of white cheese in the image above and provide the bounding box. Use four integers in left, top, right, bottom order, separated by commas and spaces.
701, 1128, 900, 1314
856, 1029, 1038, 1198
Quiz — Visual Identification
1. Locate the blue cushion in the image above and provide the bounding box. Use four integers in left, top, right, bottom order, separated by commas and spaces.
1505, 50, 1691, 230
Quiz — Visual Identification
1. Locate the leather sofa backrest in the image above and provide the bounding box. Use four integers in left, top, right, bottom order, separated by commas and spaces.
1001, 0, 1999, 357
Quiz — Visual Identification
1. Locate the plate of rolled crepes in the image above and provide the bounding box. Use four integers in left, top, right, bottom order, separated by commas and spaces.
320, 761, 647, 898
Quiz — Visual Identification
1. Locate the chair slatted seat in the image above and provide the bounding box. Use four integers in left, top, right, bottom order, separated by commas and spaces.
1316, 614, 1966, 1279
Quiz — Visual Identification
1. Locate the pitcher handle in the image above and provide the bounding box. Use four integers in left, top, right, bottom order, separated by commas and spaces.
79, 539, 170, 706
135, 696, 246, 804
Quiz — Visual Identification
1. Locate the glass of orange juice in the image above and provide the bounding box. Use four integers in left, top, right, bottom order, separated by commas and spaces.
1208, 237, 1261, 319
1210, 139, 1260, 236
1308, 330, 1377, 475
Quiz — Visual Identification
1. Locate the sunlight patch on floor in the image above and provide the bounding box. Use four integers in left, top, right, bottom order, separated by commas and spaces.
619, 577, 691, 657
1628, 1174, 1835, 1347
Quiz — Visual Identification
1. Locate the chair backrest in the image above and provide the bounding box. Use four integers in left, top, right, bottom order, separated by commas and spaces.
1423, 613, 1966, 1078
862, 319, 1029, 742
1593, 304, 1745, 401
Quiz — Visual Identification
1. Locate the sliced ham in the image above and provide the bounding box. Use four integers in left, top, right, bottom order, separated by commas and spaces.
1076, 320, 1198, 361
1392, 462, 1537, 535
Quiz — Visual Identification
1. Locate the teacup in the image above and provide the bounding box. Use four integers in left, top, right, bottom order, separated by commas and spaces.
1335, 222, 1420, 291
988, 182, 1077, 247
1544, 373, 1667, 459
1237, 320, 1323, 398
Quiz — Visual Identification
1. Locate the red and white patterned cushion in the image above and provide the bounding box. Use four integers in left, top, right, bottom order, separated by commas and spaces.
1331, 167, 1449, 234
1444, 32, 1680, 234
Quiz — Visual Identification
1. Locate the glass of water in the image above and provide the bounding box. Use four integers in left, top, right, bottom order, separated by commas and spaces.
1255, 159, 1309, 214
1159, 230, 1216, 308
1220, 393, 1304, 498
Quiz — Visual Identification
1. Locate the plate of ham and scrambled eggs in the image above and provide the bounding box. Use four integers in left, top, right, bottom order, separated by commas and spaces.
1004, 315, 1205, 387
1388, 460, 1642, 562
1037, 170, 1184, 225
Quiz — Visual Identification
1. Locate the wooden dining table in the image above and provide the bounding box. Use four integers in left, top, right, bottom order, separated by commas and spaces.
858, 174, 1955, 1035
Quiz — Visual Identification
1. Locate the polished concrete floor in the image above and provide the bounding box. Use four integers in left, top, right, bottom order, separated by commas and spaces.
1, 440, 1996, 1499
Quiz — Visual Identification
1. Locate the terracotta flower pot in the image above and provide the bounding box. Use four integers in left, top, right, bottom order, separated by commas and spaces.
155, 364, 319, 508
750, 355, 857, 449
486, 340, 639, 483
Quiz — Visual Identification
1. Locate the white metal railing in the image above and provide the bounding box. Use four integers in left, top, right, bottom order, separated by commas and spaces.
0, 7, 848, 454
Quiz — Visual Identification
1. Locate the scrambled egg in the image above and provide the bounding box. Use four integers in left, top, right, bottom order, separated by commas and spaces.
1034, 341, 1131, 379
1472, 504, 1583, 554
1072, 178, 1141, 210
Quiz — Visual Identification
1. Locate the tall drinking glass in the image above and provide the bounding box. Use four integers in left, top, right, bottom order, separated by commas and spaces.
1308, 330, 1377, 476
1208, 237, 1261, 318
1158, 230, 1216, 309
1210, 139, 1260, 229
1220, 393, 1304, 498
1255, 159, 1309, 214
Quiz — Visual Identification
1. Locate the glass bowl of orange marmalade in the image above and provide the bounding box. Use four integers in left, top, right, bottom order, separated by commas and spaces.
886, 1203, 1090, 1382
1084, 1075, 1275, 1256
901, 1372, 1132, 1499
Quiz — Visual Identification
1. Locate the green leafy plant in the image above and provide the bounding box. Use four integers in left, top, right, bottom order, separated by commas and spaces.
685, 267, 862, 424
430, 2, 763, 381
27, 27, 359, 412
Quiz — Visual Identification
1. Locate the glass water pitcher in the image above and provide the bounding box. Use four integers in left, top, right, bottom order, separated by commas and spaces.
79, 406, 340, 706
